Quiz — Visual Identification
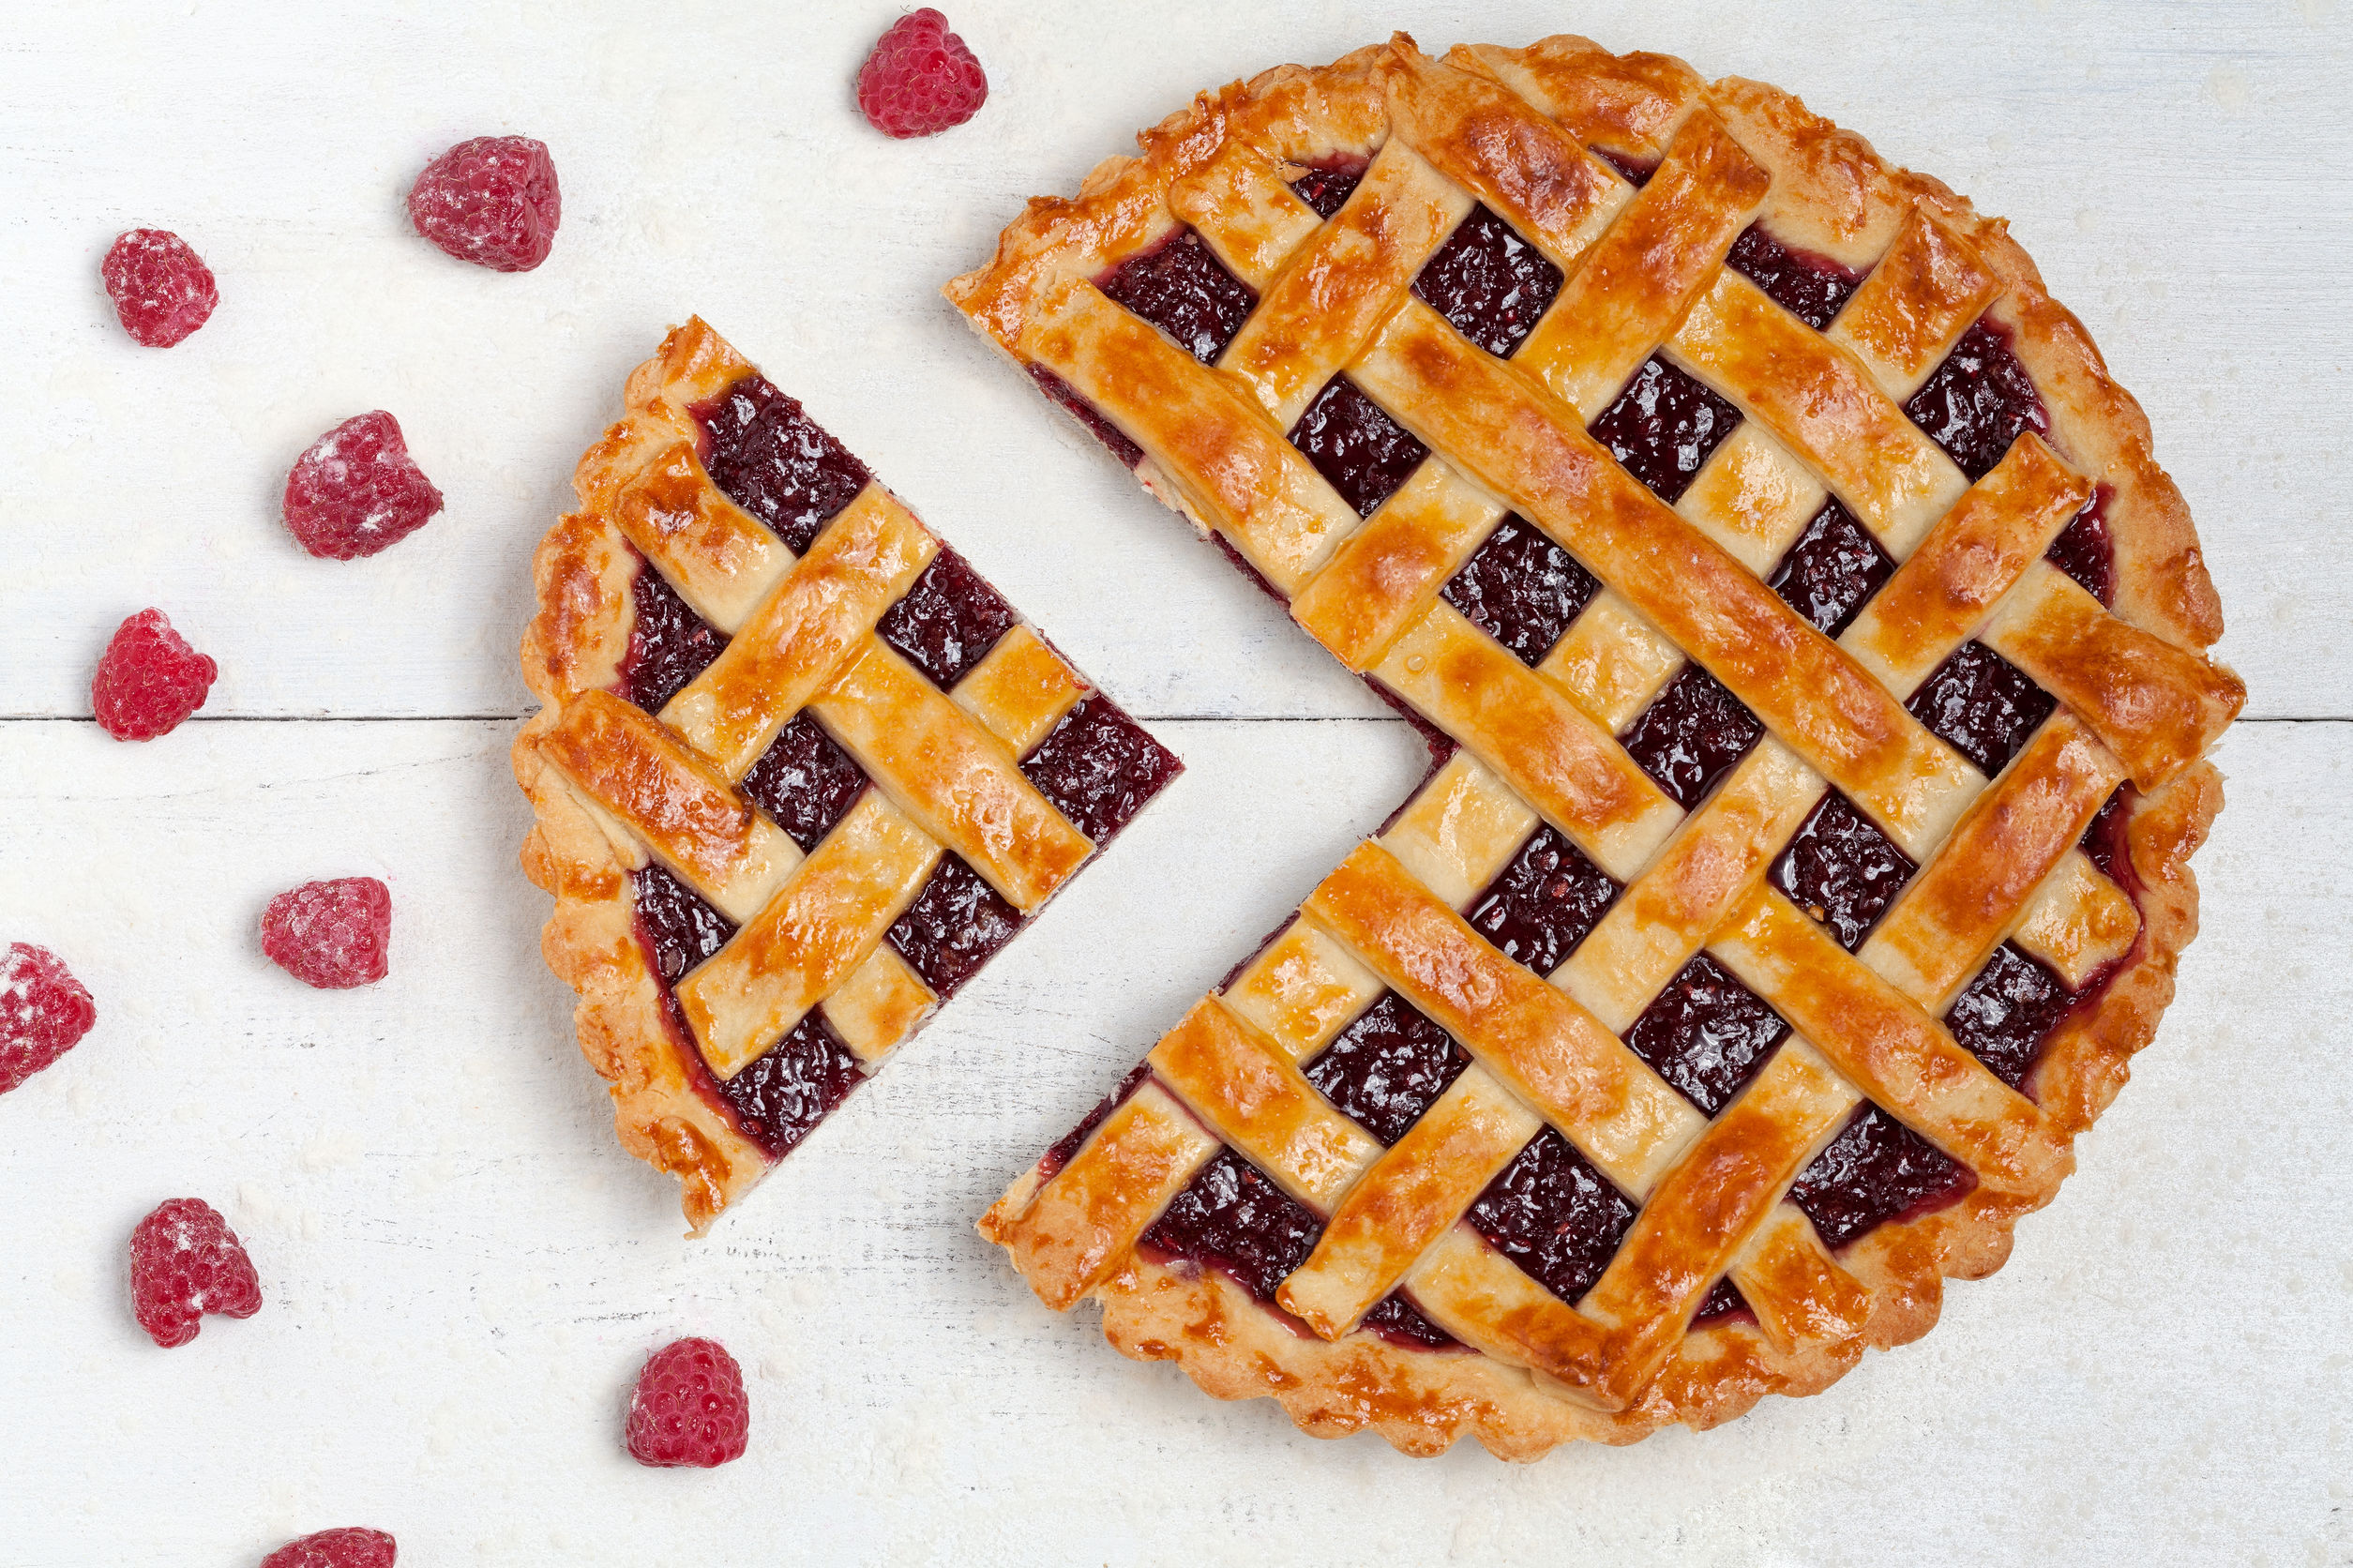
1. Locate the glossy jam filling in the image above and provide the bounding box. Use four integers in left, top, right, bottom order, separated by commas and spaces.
1289, 375, 1430, 517
1905, 640, 2057, 777
631, 864, 735, 985
741, 712, 868, 852
2047, 484, 2115, 606
1356, 1290, 1460, 1349
1770, 790, 1917, 952
1691, 1276, 1751, 1325
1036, 1060, 1153, 1182
1411, 204, 1565, 358
1789, 1104, 1974, 1250
1018, 694, 1183, 844
1722, 223, 1864, 331
1767, 498, 1895, 638
619, 563, 727, 713
1028, 365, 1144, 469
1288, 158, 1368, 219
885, 853, 1021, 999
1623, 953, 1789, 1116
1440, 514, 1600, 667
1467, 1128, 1637, 1306
1589, 354, 1741, 505
691, 375, 871, 553
1464, 824, 1620, 976
2079, 788, 2134, 886
1591, 147, 1657, 187
876, 545, 1018, 690
712, 1010, 864, 1158
1905, 318, 2050, 483
1944, 941, 2072, 1091
1099, 228, 1258, 366
1139, 1148, 1458, 1349
1619, 663, 1765, 810
1301, 990, 1471, 1146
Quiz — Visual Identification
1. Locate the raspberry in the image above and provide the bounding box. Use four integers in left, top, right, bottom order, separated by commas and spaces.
129, 1198, 262, 1349
259, 1529, 398, 1568
100, 229, 219, 347
0, 943, 97, 1094
407, 135, 560, 272
626, 1337, 749, 1468
856, 9, 988, 139
261, 878, 392, 989
281, 412, 445, 561
91, 609, 218, 740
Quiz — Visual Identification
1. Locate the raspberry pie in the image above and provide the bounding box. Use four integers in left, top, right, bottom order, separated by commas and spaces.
950, 35, 2242, 1454
516, 320, 1179, 1231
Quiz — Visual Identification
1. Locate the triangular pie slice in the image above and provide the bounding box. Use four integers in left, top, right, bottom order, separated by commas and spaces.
950, 33, 2240, 1455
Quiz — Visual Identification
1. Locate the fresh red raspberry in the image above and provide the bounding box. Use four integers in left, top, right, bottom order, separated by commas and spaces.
281, 412, 445, 560
129, 1198, 263, 1349
258, 1529, 398, 1568
856, 9, 988, 138
626, 1337, 749, 1468
261, 878, 392, 989
100, 229, 219, 347
0, 943, 97, 1094
407, 135, 560, 272
91, 608, 218, 740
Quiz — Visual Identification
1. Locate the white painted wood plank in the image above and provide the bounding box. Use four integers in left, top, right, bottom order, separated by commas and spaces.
1, 0, 2344, 722
0, 715, 2340, 1564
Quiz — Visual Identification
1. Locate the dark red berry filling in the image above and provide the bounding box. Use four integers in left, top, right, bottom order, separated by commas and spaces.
620, 562, 727, 713
1789, 1104, 1973, 1249
877, 546, 1018, 690
1289, 376, 1430, 518
1619, 663, 1765, 809
691, 375, 872, 553
1289, 157, 1368, 219
1037, 1061, 1154, 1181
1302, 990, 1471, 1146
1905, 319, 2050, 483
713, 1010, 865, 1159
1028, 365, 1144, 469
1623, 952, 1788, 1116
1411, 204, 1565, 358
1357, 1290, 1462, 1349
1905, 640, 2056, 777
1440, 515, 1599, 666
741, 713, 869, 852
2046, 484, 2115, 606
887, 854, 1022, 998
1691, 1276, 1751, 1326
1019, 694, 1183, 843
1767, 498, 1895, 637
1099, 229, 1258, 366
1722, 224, 1864, 332
1591, 148, 1657, 186
2080, 789, 2134, 887
1464, 825, 1620, 975
1943, 941, 2072, 1092
1589, 355, 1741, 505
1468, 1129, 1637, 1305
632, 864, 735, 985
1770, 791, 1916, 952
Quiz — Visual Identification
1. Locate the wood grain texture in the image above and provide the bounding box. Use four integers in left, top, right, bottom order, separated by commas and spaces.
0, 1, 2345, 1563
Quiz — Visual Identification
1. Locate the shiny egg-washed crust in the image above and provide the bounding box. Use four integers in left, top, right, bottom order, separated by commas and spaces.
515, 324, 776, 1236
958, 33, 2231, 1453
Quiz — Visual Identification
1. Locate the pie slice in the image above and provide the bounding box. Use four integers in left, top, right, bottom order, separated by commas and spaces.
516, 319, 1180, 1232
950, 34, 2242, 1455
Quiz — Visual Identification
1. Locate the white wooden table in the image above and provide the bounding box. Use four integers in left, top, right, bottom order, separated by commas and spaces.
4, 3, 2346, 1563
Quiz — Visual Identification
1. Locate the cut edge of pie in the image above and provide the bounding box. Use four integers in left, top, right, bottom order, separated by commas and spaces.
516, 318, 1181, 1234
946, 33, 2241, 1455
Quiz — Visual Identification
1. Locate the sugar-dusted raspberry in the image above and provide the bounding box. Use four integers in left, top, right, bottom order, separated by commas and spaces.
856, 9, 988, 138
100, 229, 219, 347
262, 878, 392, 989
407, 135, 560, 272
258, 1529, 398, 1568
281, 412, 445, 561
0, 943, 97, 1094
626, 1336, 749, 1468
91, 608, 218, 740
129, 1198, 263, 1349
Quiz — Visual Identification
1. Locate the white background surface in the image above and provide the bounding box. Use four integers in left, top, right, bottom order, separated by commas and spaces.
2, 2, 2347, 1563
